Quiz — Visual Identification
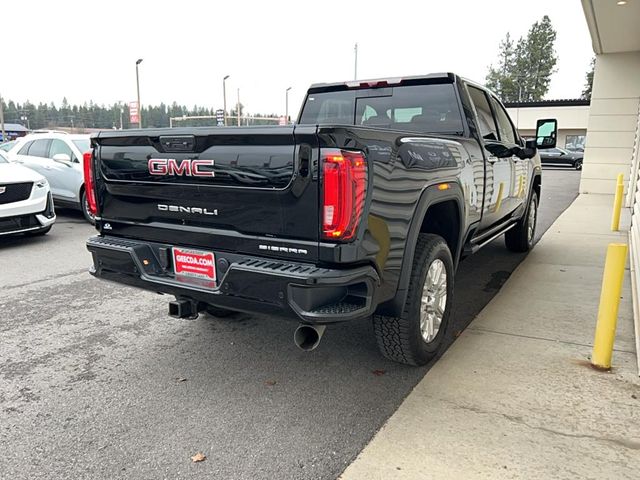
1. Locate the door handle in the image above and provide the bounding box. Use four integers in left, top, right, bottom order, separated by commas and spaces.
487, 155, 498, 164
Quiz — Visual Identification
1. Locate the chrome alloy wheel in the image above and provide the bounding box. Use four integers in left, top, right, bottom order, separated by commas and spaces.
527, 197, 537, 244
420, 259, 447, 343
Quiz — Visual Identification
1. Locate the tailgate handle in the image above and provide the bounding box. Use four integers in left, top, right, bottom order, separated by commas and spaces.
159, 135, 196, 153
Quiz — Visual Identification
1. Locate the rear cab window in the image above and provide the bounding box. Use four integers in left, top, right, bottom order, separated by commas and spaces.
299, 83, 464, 135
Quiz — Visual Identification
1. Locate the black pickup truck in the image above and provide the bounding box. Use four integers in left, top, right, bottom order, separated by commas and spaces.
85, 73, 557, 365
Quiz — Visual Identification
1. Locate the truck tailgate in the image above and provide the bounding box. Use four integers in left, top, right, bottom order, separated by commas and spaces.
92, 126, 319, 261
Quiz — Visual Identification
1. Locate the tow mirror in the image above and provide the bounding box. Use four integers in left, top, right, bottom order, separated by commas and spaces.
535, 119, 557, 149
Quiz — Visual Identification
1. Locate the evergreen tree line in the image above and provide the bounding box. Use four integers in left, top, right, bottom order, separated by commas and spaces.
486, 15, 594, 103
0, 97, 280, 130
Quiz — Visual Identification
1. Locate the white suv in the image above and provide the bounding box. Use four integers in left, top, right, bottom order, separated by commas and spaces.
7, 132, 93, 222
0, 150, 56, 236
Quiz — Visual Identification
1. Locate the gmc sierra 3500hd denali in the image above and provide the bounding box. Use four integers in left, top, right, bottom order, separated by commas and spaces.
85, 73, 557, 366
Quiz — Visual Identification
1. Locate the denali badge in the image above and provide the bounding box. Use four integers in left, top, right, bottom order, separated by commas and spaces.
158, 204, 218, 216
148, 158, 215, 177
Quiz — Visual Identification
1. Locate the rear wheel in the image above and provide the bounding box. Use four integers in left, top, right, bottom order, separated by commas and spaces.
81, 189, 96, 225
505, 191, 538, 252
373, 234, 454, 366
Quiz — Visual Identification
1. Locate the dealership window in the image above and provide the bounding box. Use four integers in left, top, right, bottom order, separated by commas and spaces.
565, 135, 586, 151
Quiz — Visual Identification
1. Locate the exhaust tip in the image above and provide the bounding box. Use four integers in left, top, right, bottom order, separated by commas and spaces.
294, 324, 326, 351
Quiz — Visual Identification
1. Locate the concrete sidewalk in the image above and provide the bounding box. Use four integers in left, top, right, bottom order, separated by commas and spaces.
341, 194, 640, 480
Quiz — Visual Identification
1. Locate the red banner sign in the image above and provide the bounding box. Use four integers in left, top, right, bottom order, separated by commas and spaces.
129, 101, 139, 124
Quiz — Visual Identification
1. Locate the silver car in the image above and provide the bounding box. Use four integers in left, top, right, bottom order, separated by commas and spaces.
8, 132, 93, 222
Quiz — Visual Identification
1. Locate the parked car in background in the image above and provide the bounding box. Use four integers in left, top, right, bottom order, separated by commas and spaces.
7, 132, 94, 222
539, 147, 583, 170
0, 150, 56, 237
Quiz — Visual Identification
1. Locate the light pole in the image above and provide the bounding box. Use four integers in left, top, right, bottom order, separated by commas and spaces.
0, 92, 5, 143
236, 88, 241, 127
285, 87, 291, 124
136, 58, 143, 128
354, 43, 358, 80
223, 75, 230, 126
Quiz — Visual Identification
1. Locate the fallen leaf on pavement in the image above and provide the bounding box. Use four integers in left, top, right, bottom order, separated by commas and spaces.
265, 380, 277, 386
372, 369, 385, 376
175, 377, 187, 382
191, 452, 206, 463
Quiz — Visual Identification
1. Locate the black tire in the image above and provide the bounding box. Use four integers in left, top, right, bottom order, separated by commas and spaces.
81, 189, 96, 225
574, 159, 583, 170
505, 191, 538, 253
26, 226, 52, 236
373, 234, 454, 366
205, 305, 238, 318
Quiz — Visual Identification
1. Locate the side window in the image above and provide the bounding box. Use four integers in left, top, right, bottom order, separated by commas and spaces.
49, 139, 74, 160
467, 86, 498, 141
361, 105, 377, 123
18, 141, 33, 155
490, 97, 517, 144
28, 139, 51, 158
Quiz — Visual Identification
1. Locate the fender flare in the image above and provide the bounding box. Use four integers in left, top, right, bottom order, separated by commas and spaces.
378, 182, 466, 317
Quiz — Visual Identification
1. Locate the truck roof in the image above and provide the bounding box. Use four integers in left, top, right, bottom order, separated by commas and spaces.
307, 72, 459, 93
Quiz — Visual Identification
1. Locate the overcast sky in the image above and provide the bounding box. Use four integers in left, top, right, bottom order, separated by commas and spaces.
2, 0, 593, 117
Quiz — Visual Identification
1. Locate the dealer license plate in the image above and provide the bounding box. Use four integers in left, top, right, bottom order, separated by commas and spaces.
172, 247, 216, 281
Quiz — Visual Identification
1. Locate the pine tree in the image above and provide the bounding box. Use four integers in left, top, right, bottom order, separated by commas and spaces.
485, 16, 558, 102
486, 33, 518, 100
582, 58, 595, 100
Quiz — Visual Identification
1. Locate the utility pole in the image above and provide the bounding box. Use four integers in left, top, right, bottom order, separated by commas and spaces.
285, 87, 291, 124
354, 43, 358, 80
237, 88, 241, 127
223, 75, 230, 126
119, 102, 124, 129
136, 58, 143, 128
0, 92, 5, 143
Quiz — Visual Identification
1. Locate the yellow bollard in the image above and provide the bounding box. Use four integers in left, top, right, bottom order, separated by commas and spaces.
611, 173, 624, 231
591, 243, 628, 370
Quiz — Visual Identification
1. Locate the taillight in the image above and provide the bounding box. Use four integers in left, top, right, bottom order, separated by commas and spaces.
83, 151, 98, 216
322, 148, 367, 241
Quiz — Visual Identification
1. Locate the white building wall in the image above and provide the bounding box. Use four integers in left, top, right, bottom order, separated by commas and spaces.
580, 51, 640, 194
506, 106, 589, 151
506, 105, 590, 131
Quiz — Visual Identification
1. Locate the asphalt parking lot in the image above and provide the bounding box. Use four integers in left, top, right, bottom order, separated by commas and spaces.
1, 168, 581, 480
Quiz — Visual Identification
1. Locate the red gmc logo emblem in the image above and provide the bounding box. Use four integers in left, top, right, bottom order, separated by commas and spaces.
148, 158, 215, 177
